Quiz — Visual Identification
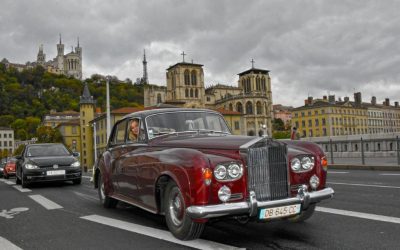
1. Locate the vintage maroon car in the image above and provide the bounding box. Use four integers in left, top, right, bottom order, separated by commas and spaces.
94, 108, 334, 240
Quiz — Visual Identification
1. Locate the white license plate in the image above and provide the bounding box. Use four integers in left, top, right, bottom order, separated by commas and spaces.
46, 170, 66, 176
259, 204, 301, 220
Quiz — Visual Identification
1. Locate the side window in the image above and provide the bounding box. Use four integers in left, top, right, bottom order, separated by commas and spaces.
128, 118, 146, 143
113, 121, 127, 145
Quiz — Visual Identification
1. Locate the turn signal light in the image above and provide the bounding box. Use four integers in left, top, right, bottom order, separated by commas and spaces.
203, 168, 213, 186
321, 156, 328, 171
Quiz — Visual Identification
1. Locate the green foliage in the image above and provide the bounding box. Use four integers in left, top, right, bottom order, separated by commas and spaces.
36, 126, 63, 143
272, 118, 285, 131
272, 131, 291, 139
0, 63, 144, 140
13, 144, 25, 156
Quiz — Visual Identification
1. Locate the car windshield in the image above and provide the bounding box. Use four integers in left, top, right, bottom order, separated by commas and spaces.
27, 144, 70, 157
146, 111, 231, 139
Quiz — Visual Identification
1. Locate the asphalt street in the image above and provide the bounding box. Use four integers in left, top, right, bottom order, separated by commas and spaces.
0, 169, 399, 250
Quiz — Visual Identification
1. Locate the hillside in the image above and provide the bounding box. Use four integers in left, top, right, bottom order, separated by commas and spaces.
0, 63, 144, 140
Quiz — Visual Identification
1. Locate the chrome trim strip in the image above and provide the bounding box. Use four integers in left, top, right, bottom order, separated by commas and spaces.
186, 187, 334, 219
239, 137, 264, 150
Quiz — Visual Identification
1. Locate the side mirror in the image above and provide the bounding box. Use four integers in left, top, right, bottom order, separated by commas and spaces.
15, 155, 22, 160
72, 152, 80, 157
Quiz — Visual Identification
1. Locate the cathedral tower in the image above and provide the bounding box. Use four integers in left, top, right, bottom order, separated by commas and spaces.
165, 52, 205, 108
37, 44, 46, 65
79, 83, 95, 171
56, 34, 65, 73
142, 49, 148, 84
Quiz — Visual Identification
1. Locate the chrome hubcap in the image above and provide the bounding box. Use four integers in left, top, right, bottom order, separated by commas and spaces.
100, 178, 106, 201
169, 189, 184, 226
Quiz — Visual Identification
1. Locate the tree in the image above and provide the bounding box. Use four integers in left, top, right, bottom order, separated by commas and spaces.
272, 118, 285, 131
272, 131, 291, 139
36, 126, 63, 143
13, 144, 25, 156
0, 115, 15, 127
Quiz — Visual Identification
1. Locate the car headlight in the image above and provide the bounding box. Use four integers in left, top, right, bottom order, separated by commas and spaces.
25, 163, 38, 169
227, 163, 242, 178
214, 165, 227, 180
301, 156, 314, 170
71, 161, 81, 168
291, 158, 301, 171
214, 162, 243, 182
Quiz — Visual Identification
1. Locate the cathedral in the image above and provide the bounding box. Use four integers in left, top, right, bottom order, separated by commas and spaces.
144, 53, 274, 136
1, 35, 82, 79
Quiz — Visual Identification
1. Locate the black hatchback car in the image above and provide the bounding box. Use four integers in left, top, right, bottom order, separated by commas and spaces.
15, 143, 82, 188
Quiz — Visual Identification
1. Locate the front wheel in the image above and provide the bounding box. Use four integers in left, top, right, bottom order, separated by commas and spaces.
164, 182, 205, 240
21, 172, 29, 188
289, 203, 316, 222
98, 173, 118, 208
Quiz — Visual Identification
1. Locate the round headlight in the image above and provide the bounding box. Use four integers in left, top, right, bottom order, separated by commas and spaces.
291, 158, 301, 171
309, 175, 320, 189
227, 163, 242, 179
218, 185, 231, 202
71, 161, 81, 168
301, 156, 314, 170
214, 165, 227, 180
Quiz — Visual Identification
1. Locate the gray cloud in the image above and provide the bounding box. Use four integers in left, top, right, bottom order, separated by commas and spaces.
1, 0, 400, 107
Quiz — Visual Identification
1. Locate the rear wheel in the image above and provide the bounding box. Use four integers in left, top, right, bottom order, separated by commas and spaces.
4, 174, 9, 179
98, 173, 118, 208
289, 203, 316, 222
164, 181, 205, 240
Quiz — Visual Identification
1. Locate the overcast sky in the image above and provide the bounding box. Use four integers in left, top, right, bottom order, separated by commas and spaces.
1, 0, 400, 107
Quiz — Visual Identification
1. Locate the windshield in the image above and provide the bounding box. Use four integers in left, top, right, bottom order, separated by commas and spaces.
27, 144, 71, 157
146, 111, 231, 139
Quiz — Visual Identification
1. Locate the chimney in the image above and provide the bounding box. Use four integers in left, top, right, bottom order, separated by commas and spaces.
354, 92, 362, 105
323, 95, 327, 101
304, 99, 309, 106
344, 97, 349, 102
307, 96, 313, 105
385, 98, 390, 106
395, 102, 399, 108
328, 95, 335, 104
371, 96, 376, 105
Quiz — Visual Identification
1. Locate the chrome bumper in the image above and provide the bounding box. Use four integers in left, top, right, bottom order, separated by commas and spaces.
186, 186, 334, 219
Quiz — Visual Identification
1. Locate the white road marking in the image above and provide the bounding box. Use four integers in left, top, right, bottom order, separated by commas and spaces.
29, 195, 63, 210
2, 180, 15, 185
12, 185, 32, 192
327, 182, 400, 189
81, 214, 242, 250
317, 207, 400, 224
328, 171, 349, 174
380, 173, 400, 176
0, 236, 22, 250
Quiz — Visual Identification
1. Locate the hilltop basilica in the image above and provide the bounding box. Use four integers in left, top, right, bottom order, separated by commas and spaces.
1, 35, 82, 79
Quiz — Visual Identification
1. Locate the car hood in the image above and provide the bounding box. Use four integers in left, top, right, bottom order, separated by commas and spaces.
153, 135, 316, 158
154, 135, 257, 150
28, 156, 77, 167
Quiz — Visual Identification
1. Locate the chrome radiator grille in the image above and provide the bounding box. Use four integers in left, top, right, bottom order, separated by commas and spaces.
246, 140, 289, 201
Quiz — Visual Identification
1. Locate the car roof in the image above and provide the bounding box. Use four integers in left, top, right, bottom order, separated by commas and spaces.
122, 108, 222, 119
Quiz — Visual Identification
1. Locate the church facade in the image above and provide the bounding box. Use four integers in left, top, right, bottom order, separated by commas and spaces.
2, 35, 82, 79
144, 57, 274, 136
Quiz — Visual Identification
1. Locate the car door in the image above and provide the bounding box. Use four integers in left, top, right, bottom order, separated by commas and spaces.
108, 120, 129, 194
120, 118, 150, 202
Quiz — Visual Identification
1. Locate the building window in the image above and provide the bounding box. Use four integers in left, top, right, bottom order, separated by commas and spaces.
256, 102, 262, 114
315, 119, 319, 126
302, 130, 306, 137
195, 89, 198, 98
261, 77, 266, 91
323, 128, 327, 136
236, 102, 243, 113
190, 89, 193, 97
302, 121, 305, 127
246, 101, 253, 114
207, 96, 211, 102
314, 111, 318, 115
185, 89, 189, 97
295, 121, 299, 128
72, 126, 77, 134
322, 118, 326, 125
157, 93, 162, 103
234, 121, 240, 130
308, 120, 312, 127
184, 70, 190, 85
229, 103, 233, 111
191, 70, 197, 85
256, 77, 261, 91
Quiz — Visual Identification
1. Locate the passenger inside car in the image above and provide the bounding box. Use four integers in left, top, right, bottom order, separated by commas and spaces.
129, 119, 140, 141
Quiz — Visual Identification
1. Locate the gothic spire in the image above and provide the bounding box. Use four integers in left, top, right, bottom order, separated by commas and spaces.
80, 83, 95, 105
59, 33, 62, 44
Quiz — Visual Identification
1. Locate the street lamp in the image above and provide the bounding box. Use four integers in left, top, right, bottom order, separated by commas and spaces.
106, 76, 111, 140
93, 122, 97, 163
